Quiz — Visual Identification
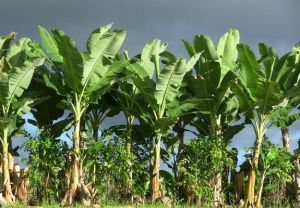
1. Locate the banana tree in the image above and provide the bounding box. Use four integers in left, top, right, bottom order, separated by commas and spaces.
83, 93, 120, 187
278, 43, 300, 152
110, 47, 172, 197
127, 39, 200, 200
0, 33, 44, 203
38, 24, 127, 205
231, 42, 299, 207
182, 29, 243, 207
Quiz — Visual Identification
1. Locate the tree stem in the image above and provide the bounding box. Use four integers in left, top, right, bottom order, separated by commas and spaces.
151, 132, 162, 200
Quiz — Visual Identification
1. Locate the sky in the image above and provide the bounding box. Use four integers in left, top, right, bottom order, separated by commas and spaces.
1, 0, 300, 165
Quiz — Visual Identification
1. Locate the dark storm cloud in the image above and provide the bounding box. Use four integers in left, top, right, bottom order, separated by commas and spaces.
2, 0, 300, 55
2, 0, 300, 162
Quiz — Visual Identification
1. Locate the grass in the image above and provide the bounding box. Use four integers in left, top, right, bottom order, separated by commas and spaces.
3, 202, 201, 208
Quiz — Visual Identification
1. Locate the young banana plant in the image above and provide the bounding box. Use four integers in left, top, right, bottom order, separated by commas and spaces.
0, 33, 44, 204
126, 39, 200, 200
38, 24, 127, 205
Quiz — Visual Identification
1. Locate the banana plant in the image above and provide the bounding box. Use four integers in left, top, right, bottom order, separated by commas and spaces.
127, 39, 200, 200
272, 43, 300, 153
110, 48, 170, 197
83, 93, 120, 187
231, 42, 300, 207
38, 24, 127, 205
0, 33, 44, 204
182, 29, 243, 206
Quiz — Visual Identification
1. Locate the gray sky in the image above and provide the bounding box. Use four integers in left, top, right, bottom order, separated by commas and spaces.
2, 0, 300, 164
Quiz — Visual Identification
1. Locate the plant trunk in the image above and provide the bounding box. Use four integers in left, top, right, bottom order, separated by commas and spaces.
256, 171, 266, 208
281, 127, 291, 153
92, 123, 99, 185
213, 120, 222, 208
245, 128, 264, 207
294, 158, 300, 204
1, 127, 15, 204
281, 127, 295, 203
234, 171, 245, 202
61, 117, 81, 205
151, 133, 162, 200
214, 172, 222, 208
125, 117, 133, 198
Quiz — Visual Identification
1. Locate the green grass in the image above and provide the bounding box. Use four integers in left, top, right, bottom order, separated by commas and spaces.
3, 202, 200, 208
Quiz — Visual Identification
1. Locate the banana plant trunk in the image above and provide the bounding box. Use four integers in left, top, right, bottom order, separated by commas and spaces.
256, 171, 266, 208
125, 117, 134, 198
210, 114, 223, 208
151, 133, 162, 200
281, 127, 291, 153
92, 122, 99, 185
2, 127, 15, 203
282, 126, 300, 204
245, 125, 264, 207
61, 117, 81, 205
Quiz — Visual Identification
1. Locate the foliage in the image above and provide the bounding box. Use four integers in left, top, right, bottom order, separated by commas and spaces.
0, 26, 298, 207
22, 130, 68, 203
81, 132, 149, 200
178, 137, 234, 205
260, 141, 293, 185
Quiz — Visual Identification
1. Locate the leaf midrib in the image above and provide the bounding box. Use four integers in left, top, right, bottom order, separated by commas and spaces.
82, 32, 118, 93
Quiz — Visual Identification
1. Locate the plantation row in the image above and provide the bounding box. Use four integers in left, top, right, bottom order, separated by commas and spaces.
0, 24, 299, 207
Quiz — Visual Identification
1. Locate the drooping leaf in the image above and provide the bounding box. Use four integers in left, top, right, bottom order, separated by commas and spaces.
138, 39, 166, 78
0, 32, 16, 57
52, 29, 84, 92
237, 44, 260, 89
166, 98, 200, 117
85, 60, 128, 95
255, 81, 282, 115
7, 58, 44, 105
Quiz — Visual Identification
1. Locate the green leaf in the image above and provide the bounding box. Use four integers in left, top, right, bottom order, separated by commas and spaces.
42, 67, 65, 96
52, 29, 84, 92
7, 58, 44, 105
51, 115, 73, 138
186, 53, 201, 72
193, 35, 221, 89
138, 39, 162, 78
0, 32, 16, 57
132, 76, 157, 111
125, 63, 149, 79
256, 81, 282, 115
38, 25, 63, 63
237, 44, 260, 88
85, 60, 128, 95
166, 98, 200, 117
273, 111, 300, 127
155, 58, 186, 106
258, 43, 278, 80
217, 29, 240, 78
0, 71, 9, 104
6, 38, 32, 67
230, 81, 254, 116
83, 25, 126, 90
182, 39, 195, 57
